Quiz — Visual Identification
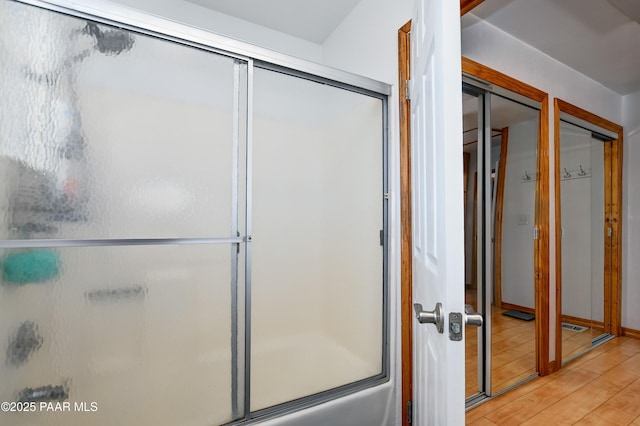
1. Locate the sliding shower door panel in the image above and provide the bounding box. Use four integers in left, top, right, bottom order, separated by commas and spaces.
250, 67, 385, 412
0, 244, 240, 426
1, 3, 246, 426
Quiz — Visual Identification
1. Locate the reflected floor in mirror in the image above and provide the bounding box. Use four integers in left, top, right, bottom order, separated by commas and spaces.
466, 288, 536, 397
562, 324, 602, 363
467, 336, 640, 425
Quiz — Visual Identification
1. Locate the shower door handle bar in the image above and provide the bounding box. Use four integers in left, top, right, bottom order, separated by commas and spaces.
464, 304, 483, 327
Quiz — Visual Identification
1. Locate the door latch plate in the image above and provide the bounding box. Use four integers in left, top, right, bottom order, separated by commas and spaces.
449, 312, 463, 341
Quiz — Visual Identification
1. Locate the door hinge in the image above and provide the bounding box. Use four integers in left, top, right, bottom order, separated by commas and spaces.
533, 227, 539, 240
407, 400, 413, 424
380, 229, 384, 246
608, 227, 613, 237
405, 80, 410, 100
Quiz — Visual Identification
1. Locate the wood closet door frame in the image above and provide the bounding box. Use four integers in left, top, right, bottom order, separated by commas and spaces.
553, 99, 624, 366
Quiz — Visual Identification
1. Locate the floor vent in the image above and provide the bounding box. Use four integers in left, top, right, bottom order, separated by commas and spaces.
562, 322, 588, 332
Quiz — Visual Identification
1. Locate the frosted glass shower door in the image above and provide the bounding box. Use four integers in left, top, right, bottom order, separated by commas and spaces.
0, 3, 239, 240
251, 68, 386, 411
0, 3, 245, 426
0, 245, 242, 426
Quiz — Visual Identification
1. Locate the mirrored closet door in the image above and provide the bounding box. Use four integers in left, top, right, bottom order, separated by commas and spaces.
489, 94, 539, 393
463, 83, 541, 404
559, 120, 614, 364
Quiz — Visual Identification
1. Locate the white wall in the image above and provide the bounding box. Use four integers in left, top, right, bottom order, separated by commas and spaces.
623, 90, 640, 330
461, 18, 623, 360
322, 0, 414, 84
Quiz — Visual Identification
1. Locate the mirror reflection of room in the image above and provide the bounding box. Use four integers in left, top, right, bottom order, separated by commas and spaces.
559, 120, 609, 363
463, 88, 540, 399
490, 94, 538, 393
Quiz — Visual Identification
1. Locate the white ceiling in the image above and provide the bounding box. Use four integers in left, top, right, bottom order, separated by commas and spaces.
468, 0, 640, 95
186, 0, 362, 43
187, 0, 640, 95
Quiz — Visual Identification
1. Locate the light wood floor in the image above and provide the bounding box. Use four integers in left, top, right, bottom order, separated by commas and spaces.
467, 336, 640, 425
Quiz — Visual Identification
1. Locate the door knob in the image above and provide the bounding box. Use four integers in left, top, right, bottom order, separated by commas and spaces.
464, 304, 483, 327
413, 302, 444, 333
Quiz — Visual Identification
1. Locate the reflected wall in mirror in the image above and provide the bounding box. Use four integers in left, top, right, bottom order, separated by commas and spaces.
490, 94, 539, 393
559, 120, 607, 363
